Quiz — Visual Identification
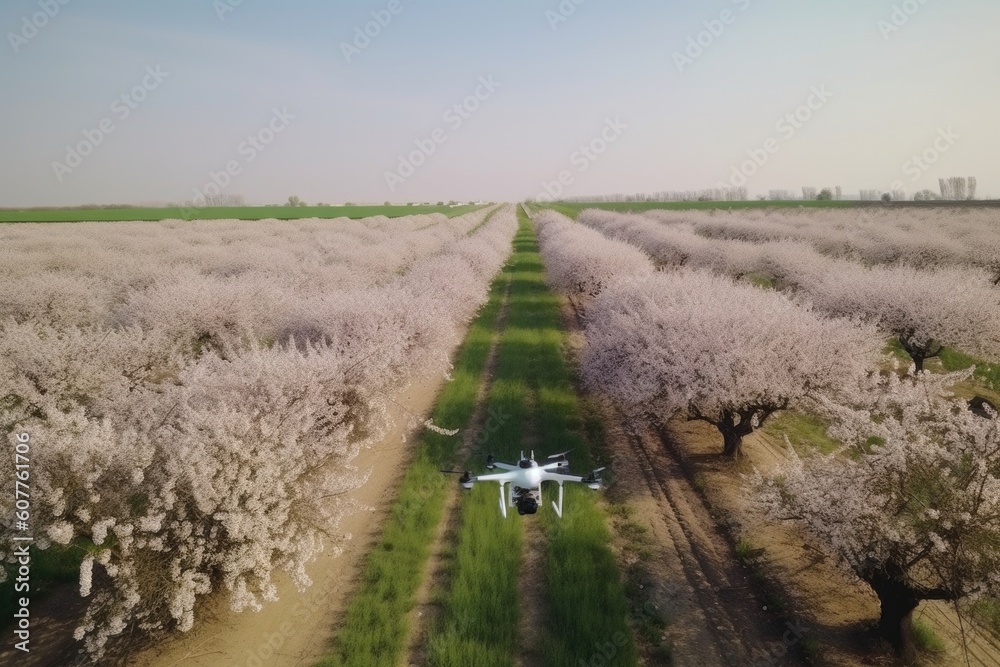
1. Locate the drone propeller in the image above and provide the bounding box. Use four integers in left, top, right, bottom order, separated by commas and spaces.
547, 449, 573, 460
582, 467, 607, 487
441, 469, 473, 484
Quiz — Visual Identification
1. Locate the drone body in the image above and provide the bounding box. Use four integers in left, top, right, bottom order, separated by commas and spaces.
444, 450, 605, 518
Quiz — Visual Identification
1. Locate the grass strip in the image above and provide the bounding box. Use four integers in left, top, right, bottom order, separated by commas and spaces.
424, 230, 531, 667
516, 206, 638, 666
316, 264, 511, 667
427, 207, 638, 666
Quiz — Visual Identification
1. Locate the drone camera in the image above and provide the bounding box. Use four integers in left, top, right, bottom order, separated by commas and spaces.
516, 496, 539, 515
514, 485, 540, 515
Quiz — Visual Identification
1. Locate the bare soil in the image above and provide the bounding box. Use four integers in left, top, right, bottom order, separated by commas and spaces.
664, 417, 1000, 667
515, 520, 548, 667
666, 419, 879, 667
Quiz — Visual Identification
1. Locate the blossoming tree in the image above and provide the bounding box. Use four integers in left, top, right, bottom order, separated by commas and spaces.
534, 209, 654, 298
802, 265, 1000, 372
0, 206, 517, 659
581, 270, 882, 457
750, 371, 1000, 664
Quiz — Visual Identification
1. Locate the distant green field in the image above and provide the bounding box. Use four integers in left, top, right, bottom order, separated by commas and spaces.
0, 204, 486, 223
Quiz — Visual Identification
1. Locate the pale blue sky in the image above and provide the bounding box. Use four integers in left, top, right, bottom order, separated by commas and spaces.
0, 0, 995, 205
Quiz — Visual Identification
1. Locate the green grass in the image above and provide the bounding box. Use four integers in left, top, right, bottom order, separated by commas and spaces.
938, 347, 1000, 392
427, 207, 637, 666
747, 273, 777, 290
522, 202, 637, 665
525, 204, 637, 667
971, 598, 1000, 639
316, 263, 511, 667
763, 411, 841, 456
426, 226, 529, 667
734, 538, 764, 563
0, 204, 485, 223
912, 618, 947, 655
882, 339, 1000, 392
0, 544, 85, 634
884, 338, 914, 366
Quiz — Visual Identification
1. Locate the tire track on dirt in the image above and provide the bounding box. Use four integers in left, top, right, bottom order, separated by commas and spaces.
632, 415, 790, 665
562, 298, 795, 667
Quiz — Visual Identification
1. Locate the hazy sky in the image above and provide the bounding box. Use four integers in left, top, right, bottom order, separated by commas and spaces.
1, 0, 995, 206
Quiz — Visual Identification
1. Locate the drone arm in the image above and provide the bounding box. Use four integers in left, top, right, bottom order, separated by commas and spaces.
472, 471, 519, 483
541, 472, 586, 484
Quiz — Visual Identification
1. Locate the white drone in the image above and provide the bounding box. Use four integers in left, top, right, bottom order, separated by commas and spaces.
443, 450, 605, 518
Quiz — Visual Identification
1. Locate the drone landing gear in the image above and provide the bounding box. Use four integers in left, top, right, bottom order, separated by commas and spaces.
551, 482, 565, 518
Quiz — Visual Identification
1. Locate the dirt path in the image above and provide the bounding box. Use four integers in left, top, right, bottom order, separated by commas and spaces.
128, 375, 449, 667
515, 385, 548, 667
515, 519, 548, 667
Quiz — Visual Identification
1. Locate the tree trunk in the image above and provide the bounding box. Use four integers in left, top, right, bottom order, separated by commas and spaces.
715, 408, 767, 458
721, 427, 744, 458
866, 562, 921, 665
695, 406, 782, 459
877, 591, 919, 665
898, 332, 941, 375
